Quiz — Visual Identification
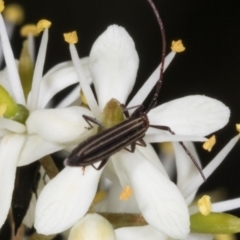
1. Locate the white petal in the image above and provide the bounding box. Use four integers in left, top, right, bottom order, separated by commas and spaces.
145, 133, 207, 142
0, 65, 14, 96
0, 134, 26, 228
212, 198, 240, 212
17, 134, 64, 166
56, 85, 81, 108
112, 150, 190, 239
89, 25, 139, 110
115, 225, 167, 240
26, 106, 94, 143
172, 142, 201, 205
148, 95, 230, 136
136, 143, 168, 177
0, 16, 25, 105
35, 58, 91, 109
35, 166, 103, 235
128, 51, 175, 110
28, 29, 49, 111
0, 117, 26, 133
68, 213, 116, 240
183, 134, 239, 202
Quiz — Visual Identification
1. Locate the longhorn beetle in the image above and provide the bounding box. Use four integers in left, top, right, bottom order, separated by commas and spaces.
65, 0, 205, 180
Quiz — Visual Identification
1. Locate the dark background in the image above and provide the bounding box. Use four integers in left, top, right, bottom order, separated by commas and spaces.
5, 0, 240, 237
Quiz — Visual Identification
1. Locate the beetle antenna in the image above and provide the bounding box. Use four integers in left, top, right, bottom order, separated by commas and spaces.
145, 0, 166, 113
146, 0, 206, 181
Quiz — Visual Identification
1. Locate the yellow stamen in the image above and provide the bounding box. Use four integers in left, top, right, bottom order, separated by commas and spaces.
236, 124, 240, 133
36, 19, 51, 33
0, 103, 7, 116
171, 40, 185, 52
203, 135, 216, 152
3, 4, 24, 24
80, 90, 88, 106
119, 185, 133, 200
93, 191, 107, 204
0, 0, 4, 13
198, 195, 212, 216
63, 31, 78, 44
20, 24, 38, 37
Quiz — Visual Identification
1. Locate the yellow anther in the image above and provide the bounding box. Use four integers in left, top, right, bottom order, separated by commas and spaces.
198, 195, 212, 216
203, 135, 216, 152
36, 19, 51, 33
93, 191, 107, 204
171, 40, 185, 52
20, 24, 38, 37
236, 124, 240, 133
80, 90, 88, 106
0, 103, 7, 116
63, 31, 78, 44
3, 4, 24, 24
0, 0, 5, 13
119, 185, 133, 200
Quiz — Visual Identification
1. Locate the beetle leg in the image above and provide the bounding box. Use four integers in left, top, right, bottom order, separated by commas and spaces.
121, 104, 144, 118
82, 115, 106, 130
95, 159, 108, 170
124, 143, 136, 153
150, 124, 205, 181
136, 138, 147, 147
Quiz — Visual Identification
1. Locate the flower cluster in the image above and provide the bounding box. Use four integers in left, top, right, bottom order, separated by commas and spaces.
0, 0, 240, 240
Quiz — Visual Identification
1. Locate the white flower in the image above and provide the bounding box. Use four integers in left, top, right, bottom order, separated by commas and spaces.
35, 25, 230, 238
0, 14, 95, 228
115, 135, 240, 240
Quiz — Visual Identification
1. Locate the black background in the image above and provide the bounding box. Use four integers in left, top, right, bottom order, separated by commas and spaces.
4, 0, 240, 237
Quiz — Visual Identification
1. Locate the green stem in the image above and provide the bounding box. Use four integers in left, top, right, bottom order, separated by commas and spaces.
39, 155, 59, 179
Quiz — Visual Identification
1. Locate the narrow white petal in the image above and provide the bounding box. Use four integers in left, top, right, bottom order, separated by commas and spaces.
89, 25, 139, 110
28, 29, 49, 111
0, 65, 13, 96
35, 166, 103, 235
68, 213, 116, 240
35, 58, 91, 109
127, 52, 175, 110
148, 95, 230, 136
55, 85, 81, 108
17, 134, 64, 166
212, 198, 240, 212
0, 117, 26, 133
0, 134, 26, 228
145, 133, 207, 142
69, 44, 101, 118
27, 34, 35, 62
26, 106, 94, 143
115, 225, 167, 240
183, 134, 240, 202
189, 198, 240, 215
172, 142, 201, 205
0, 15, 25, 105
112, 150, 190, 239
